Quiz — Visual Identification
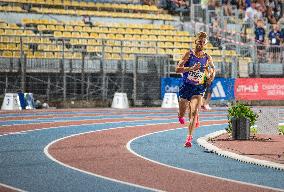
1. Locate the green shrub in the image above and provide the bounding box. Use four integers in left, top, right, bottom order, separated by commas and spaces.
279, 125, 284, 135
226, 103, 259, 133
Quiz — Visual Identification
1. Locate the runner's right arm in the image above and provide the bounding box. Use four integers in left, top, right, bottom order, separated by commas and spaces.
175, 51, 199, 73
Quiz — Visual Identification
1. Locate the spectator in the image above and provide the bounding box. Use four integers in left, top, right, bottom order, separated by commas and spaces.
201, 0, 209, 22
265, 0, 282, 23
254, 19, 266, 62
266, 6, 277, 24
268, 24, 281, 63
236, 0, 247, 17
169, 0, 189, 18
210, 16, 221, 47
83, 15, 93, 26
242, 2, 257, 42
222, 0, 233, 16
254, 3, 264, 20
244, 2, 257, 23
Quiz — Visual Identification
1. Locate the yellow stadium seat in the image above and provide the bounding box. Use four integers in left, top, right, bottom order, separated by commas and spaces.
131, 47, 140, 53
74, 26, 83, 31
0, 44, 6, 50
165, 42, 174, 48
148, 35, 157, 41
80, 39, 88, 45
7, 23, 19, 29
64, 52, 73, 59
141, 35, 149, 41
54, 25, 64, 31
107, 34, 115, 40
132, 34, 140, 40
83, 26, 92, 32
139, 47, 148, 54
111, 53, 121, 60
112, 47, 121, 53
46, 25, 56, 31
124, 34, 133, 40
45, 52, 54, 59
38, 25, 47, 31
70, 39, 78, 45
115, 34, 124, 40
73, 52, 82, 59
34, 51, 44, 58
62, 31, 72, 38
125, 28, 134, 34
98, 33, 107, 39
54, 31, 62, 38
104, 53, 112, 60
81, 32, 89, 38
165, 49, 173, 54
116, 28, 125, 34
65, 25, 73, 31
148, 47, 156, 54
71, 32, 80, 38
158, 35, 166, 41
54, 52, 62, 59
133, 28, 142, 34
90, 32, 99, 38
173, 54, 183, 61
166, 36, 175, 41
157, 48, 166, 54
108, 28, 117, 34
122, 53, 130, 60
157, 42, 165, 47
122, 47, 132, 53
7, 44, 18, 50
13, 51, 21, 58
104, 46, 112, 52
2, 51, 12, 57
86, 46, 95, 52
174, 42, 182, 48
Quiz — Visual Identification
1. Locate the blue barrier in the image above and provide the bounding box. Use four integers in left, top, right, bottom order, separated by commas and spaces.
161, 77, 235, 100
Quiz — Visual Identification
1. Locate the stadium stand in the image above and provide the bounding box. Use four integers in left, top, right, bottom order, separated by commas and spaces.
0, 0, 283, 104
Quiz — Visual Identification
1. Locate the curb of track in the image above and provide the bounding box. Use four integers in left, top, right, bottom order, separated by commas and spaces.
197, 130, 284, 171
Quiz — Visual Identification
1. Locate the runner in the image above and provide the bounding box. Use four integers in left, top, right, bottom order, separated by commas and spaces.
176, 31, 216, 147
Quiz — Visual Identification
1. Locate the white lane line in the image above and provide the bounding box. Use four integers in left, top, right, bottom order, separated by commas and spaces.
0, 118, 177, 137
0, 113, 176, 127
0, 183, 27, 192
126, 124, 284, 192
43, 122, 176, 192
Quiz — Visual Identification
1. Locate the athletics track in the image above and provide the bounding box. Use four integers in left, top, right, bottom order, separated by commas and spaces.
0, 107, 283, 192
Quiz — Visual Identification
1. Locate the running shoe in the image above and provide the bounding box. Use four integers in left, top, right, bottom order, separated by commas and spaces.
178, 117, 185, 124
204, 104, 212, 110
184, 135, 192, 147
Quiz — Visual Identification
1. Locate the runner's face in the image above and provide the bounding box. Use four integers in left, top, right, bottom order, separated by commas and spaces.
195, 38, 206, 51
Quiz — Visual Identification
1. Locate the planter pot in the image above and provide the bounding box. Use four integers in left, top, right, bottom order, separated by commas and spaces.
231, 117, 250, 140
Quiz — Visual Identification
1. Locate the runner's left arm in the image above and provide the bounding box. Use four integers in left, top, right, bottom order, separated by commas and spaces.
206, 55, 216, 84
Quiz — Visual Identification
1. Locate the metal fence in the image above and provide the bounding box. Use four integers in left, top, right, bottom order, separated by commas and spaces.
0, 36, 172, 106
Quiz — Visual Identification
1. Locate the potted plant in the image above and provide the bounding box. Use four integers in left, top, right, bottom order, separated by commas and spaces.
226, 102, 258, 140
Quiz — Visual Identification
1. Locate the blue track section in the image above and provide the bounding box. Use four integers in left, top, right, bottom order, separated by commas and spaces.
0, 112, 227, 126
0, 118, 177, 192
130, 124, 284, 190
0, 108, 283, 191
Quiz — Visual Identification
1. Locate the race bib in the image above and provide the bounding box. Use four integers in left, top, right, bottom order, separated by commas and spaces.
187, 69, 205, 84
259, 35, 263, 41
272, 38, 276, 44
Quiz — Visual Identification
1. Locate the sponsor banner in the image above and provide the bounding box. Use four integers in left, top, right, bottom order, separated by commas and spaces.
210, 78, 235, 100
161, 77, 235, 100
235, 78, 284, 100
160, 78, 181, 99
